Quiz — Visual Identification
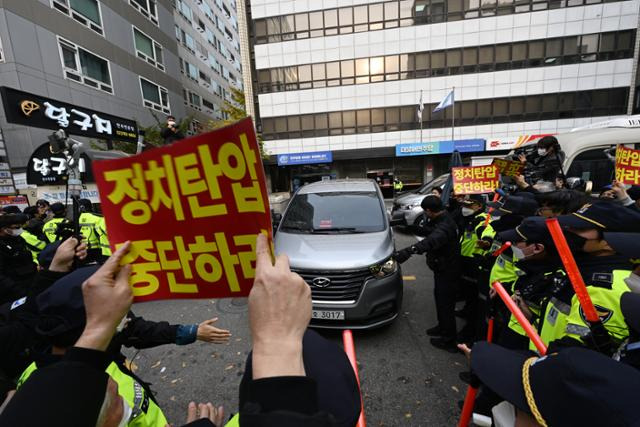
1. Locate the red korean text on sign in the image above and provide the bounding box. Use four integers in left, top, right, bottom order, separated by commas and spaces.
452, 165, 500, 195
615, 145, 640, 185
93, 118, 272, 302
491, 158, 524, 177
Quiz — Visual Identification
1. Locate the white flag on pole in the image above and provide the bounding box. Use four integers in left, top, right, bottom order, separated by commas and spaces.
417, 91, 424, 121
433, 89, 454, 113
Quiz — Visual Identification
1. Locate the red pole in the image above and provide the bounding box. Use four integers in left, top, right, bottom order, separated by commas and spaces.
545, 218, 600, 323
492, 281, 547, 355
491, 241, 511, 257
343, 330, 366, 427
484, 193, 501, 227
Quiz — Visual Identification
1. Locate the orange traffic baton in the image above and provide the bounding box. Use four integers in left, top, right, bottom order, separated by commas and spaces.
343, 330, 366, 427
484, 193, 501, 227
491, 241, 511, 257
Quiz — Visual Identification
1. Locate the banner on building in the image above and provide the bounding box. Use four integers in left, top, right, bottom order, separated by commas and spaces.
93, 118, 271, 302
0, 195, 29, 210
492, 158, 525, 177
277, 151, 332, 166
452, 165, 500, 195
615, 145, 640, 184
36, 184, 101, 204
395, 139, 485, 157
485, 134, 553, 151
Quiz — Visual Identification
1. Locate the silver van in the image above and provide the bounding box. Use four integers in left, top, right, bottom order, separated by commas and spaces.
274, 179, 403, 329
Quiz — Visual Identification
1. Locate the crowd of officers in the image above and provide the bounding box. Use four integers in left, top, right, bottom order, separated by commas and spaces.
394, 136, 640, 425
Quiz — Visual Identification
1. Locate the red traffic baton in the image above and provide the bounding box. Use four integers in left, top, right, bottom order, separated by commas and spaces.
492, 281, 547, 355
545, 218, 600, 323
491, 241, 511, 257
343, 330, 366, 427
484, 193, 501, 227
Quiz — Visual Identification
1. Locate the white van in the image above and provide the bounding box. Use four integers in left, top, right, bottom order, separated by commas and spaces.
514, 115, 640, 190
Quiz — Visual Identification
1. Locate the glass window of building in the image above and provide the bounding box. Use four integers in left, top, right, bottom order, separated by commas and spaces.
129, 0, 158, 25
339, 7, 353, 33
133, 27, 164, 70
140, 77, 170, 113
51, 0, 103, 34
58, 37, 112, 93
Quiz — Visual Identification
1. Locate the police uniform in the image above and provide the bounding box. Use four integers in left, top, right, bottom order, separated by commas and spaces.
96, 216, 112, 258
0, 232, 37, 304
42, 217, 68, 244
20, 229, 47, 264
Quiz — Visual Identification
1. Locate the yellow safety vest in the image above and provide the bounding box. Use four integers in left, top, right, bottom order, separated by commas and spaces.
20, 230, 47, 264
79, 212, 101, 250
43, 217, 67, 243
18, 361, 168, 427
225, 414, 240, 426
96, 217, 112, 256
460, 213, 489, 258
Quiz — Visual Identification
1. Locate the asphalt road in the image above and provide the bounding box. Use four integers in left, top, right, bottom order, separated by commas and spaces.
129, 228, 469, 426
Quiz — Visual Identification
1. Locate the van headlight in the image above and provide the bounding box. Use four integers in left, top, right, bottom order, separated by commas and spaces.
405, 202, 422, 210
370, 258, 398, 278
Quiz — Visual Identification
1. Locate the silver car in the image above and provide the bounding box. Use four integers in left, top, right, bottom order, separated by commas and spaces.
274, 179, 403, 329
391, 174, 449, 230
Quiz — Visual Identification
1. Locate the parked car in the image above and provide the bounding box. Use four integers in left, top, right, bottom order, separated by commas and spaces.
273, 179, 403, 329
390, 174, 449, 230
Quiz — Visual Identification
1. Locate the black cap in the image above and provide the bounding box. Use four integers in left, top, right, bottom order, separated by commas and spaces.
239, 329, 361, 426
0, 360, 108, 427
78, 199, 92, 212
557, 202, 640, 231
627, 185, 640, 201
603, 232, 640, 260
2, 205, 21, 214
488, 196, 538, 217
471, 342, 640, 426
621, 292, 640, 335
23, 206, 38, 219
461, 194, 485, 206
0, 213, 28, 228
36, 266, 100, 342
50, 202, 66, 215
497, 216, 554, 247
35, 199, 50, 208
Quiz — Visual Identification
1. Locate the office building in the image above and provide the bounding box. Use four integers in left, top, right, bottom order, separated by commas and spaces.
242, 0, 640, 193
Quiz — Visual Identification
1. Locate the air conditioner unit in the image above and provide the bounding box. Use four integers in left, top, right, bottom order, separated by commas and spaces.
197, 26, 205, 33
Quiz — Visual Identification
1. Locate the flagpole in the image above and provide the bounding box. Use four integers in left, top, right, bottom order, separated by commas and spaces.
420, 90, 423, 143
451, 86, 455, 143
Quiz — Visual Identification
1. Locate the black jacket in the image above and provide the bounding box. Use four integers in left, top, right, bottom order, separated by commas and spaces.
413, 211, 460, 272
524, 150, 566, 183
160, 126, 185, 144
0, 236, 38, 305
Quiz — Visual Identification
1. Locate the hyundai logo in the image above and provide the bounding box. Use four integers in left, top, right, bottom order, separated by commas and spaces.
311, 277, 331, 288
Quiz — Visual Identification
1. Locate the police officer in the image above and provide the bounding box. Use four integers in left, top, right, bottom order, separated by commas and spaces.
20, 218, 48, 264
78, 198, 103, 262
43, 202, 70, 243
394, 195, 461, 351
96, 216, 111, 260
0, 214, 37, 305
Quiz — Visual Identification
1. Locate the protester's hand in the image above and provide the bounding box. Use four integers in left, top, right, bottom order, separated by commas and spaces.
394, 248, 412, 264
489, 287, 497, 299
518, 154, 527, 164
476, 240, 491, 250
458, 344, 472, 362
196, 318, 231, 344
612, 180, 629, 200
185, 402, 224, 427
49, 237, 88, 272
249, 234, 309, 379
512, 293, 533, 321
513, 174, 529, 189
75, 242, 132, 352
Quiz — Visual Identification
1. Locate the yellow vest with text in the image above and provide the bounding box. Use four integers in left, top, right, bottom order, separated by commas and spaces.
20, 230, 47, 264
460, 213, 489, 258
18, 361, 168, 427
43, 217, 67, 243
96, 217, 112, 256
79, 212, 101, 250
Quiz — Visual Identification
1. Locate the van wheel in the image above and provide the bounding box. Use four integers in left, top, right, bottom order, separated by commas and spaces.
412, 214, 426, 234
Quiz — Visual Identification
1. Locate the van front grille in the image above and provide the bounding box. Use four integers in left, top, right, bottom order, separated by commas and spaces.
291, 268, 373, 302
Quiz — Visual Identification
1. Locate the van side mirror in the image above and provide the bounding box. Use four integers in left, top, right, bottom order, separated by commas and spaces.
272, 213, 282, 233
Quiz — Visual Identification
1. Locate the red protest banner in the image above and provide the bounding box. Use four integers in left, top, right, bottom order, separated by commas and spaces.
492, 158, 524, 177
93, 118, 271, 302
615, 145, 640, 184
452, 165, 499, 195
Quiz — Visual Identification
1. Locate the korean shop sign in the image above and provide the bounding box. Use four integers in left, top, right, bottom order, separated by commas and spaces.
0, 86, 138, 143
26, 143, 94, 186
93, 118, 271, 302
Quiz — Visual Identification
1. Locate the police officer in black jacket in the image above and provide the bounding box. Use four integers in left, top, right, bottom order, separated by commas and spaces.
0, 214, 37, 305
394, 195, 461, 352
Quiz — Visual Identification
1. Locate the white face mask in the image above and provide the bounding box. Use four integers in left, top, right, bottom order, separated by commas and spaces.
492, 401, 517, 427
624, 272, 640, 294
117, 398, 133, 427
461, 207, 475, 217
511, 245, 526, 260
537, 148, 547, 157
8, 228, 23, 237
167, 120, 176, 127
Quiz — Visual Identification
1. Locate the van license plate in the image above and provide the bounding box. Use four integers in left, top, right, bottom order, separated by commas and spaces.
312, 310, 345, 320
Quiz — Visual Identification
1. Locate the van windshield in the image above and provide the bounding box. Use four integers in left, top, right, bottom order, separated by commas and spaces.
281, 191, 386, 234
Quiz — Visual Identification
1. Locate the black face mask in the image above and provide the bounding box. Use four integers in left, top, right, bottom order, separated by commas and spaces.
564, 230, 587, 252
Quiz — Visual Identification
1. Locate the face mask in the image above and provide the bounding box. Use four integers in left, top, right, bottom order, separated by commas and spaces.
167, 120, 176, 127
117, 398, 133, 427
8, 228, 23, 237
564, 231, 587, 252
512, 245, 526, 260
624, 273, 640, 294
492, 401, 516, 427
461, 207, 475, 217
537, 148, 547, 156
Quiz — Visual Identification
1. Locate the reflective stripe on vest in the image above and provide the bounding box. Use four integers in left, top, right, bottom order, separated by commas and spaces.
460, 213, 488, 258
43, 218, 66, 243
20, 231, 47, 263
79, 213, 100, 249
96, 217, 112, 256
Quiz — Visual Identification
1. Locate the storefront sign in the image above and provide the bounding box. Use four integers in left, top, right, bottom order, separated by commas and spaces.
615, 145, 640, 184
277, 151, 332, 166
452, 165, 500, 195
26, 143, 94, 186
94, 118, 271, 302
36, 184, 101, 204
485, 134, 553, 151
396, 139, 485, 157
0, 86, 138, 143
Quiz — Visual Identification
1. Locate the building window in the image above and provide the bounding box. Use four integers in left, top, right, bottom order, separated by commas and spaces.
140, 77, 170, 113
260, 88, 629, 140
51, 0, 103, 35
129, 0, 158, 26
58, 37, 112, 93
188, 91, 202, 110
185, 61, 198, 81
133, 27, 164, 71
256, 30, 636, 94
0, 35, 4, 63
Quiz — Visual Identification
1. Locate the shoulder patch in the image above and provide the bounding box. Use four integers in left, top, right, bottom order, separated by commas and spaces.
579, 304, 613, 324
10, 297, 27, 310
